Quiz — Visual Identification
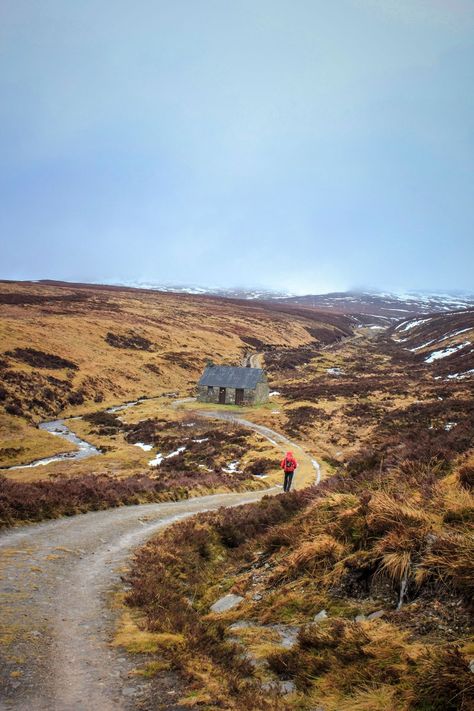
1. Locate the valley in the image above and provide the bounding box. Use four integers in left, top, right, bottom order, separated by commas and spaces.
0, 281, 473, 710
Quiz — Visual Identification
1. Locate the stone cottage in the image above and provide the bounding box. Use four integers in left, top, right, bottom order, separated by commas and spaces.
197, 365, 269, 406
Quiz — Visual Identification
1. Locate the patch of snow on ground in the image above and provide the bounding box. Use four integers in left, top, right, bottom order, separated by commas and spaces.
134, 442, 153, 452
269, 391, 280, 397
396, 318, 430, 333
271, 410, 281, 415
182, 422, 196, 427
327, 367, 344, 376
166, 446, 186, 458
444, 422, 457, 431
439, 327, 472, 341
409, 339, 436, 352
148, 453, 164, 467
424, 341, 471, 363
445, 369, 474, 380
222, 460, 241, 473
192, 438, 209, 443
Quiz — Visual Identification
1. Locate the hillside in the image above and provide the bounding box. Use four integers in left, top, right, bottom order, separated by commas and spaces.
0, 282, 472, 709
391, 311, 474, 380
0, 281, 352, 480
119, 311, 474, 710
276, 290, 474, 321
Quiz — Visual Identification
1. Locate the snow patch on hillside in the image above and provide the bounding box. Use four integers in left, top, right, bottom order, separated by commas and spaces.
424, 342, 471, 363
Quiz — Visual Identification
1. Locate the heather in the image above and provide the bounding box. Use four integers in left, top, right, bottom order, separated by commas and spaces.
121, 320, 474, 709
0, 469, 263, 528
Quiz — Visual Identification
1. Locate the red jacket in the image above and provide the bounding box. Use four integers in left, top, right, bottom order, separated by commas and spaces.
280, 451, 297, 473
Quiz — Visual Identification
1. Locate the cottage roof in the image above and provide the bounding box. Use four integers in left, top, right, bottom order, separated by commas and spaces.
198, 365, 266, 389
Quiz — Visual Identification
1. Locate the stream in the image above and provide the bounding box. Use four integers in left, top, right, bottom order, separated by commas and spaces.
3, 399, 148, 471
5, 419, 101, 471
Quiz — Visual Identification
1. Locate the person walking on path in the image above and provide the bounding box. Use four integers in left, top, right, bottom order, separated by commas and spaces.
280, 451, 297, 492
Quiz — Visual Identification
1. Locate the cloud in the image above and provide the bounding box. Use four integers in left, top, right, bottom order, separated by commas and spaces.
0, 1, 473, 292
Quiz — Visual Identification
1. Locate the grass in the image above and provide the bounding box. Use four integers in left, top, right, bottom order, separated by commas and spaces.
0, 413, 76, 468
120, 320, 474, 708
113, 609, 185, 654
1, 281, 473, 707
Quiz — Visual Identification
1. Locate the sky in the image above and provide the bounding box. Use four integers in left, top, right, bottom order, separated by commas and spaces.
0, 0, 473, 295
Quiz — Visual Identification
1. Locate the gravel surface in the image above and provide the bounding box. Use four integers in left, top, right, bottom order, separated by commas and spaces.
0, 489, 276, 711
0, 407, 319, 710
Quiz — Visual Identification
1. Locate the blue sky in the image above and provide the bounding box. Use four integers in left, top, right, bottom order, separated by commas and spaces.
1, 1, 473, 294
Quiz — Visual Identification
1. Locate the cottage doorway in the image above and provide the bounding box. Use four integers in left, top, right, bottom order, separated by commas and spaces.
235, 388, 244, 405
219, 387, 226, 404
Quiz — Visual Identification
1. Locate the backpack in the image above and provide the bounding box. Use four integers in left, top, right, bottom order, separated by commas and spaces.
285, 458, 294, 470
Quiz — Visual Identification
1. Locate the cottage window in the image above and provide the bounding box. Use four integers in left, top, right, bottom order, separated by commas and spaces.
207, 386, 213, 395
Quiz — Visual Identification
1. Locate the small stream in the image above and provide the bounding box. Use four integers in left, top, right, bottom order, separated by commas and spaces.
5, 419, 102, 471
3, 398, 151, 471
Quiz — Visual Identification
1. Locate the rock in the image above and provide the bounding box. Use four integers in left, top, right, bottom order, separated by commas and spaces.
269, 624, 300, 649
313, 610, 328, 622
210, 594, 244, 613
367, 610, 385, 621
278, 680, 296, 694
355, 614, 367, 623
261, 680, 295, 695
469, 659, 474, 674
252, 593, 262, 601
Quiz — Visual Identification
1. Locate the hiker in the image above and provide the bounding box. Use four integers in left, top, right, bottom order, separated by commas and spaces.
280, 451, 297, 492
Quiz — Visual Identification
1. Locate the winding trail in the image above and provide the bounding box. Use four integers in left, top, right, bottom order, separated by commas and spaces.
194, 408, 321, 486
0, 407, 320, 711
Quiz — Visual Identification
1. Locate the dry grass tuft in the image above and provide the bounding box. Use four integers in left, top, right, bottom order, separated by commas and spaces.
412, 645, 474, 711
415, 532, 474, 600
366, 491, 430, 535
322, 683, 402, 711
271, 535, 345, 583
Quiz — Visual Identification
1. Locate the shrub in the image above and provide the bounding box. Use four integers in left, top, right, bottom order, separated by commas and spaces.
415, 532, 474, 600
84, 411, 122, 428
458, 464, 474, 491
5, 348, 78, 370
411, 646, 474, 711
244, 457, 275, 476
105, 331, 153, 350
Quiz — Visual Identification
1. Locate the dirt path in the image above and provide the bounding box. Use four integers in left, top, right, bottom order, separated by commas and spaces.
241, 351, 264, 368
0, 412, 320, 711
0, 490, 277, 711
194, 408, 321, 487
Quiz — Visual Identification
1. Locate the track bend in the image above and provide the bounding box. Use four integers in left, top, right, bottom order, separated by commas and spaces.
0, 408, 320, 711
0, 490, 276, 711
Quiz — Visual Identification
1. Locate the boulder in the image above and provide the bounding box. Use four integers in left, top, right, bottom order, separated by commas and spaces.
210, 593, 244, 613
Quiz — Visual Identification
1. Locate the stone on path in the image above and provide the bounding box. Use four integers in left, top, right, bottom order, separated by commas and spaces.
210, 593, 244, 613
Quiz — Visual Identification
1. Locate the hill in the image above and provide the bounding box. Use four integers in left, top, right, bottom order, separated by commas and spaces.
276, 290, 474, 321
119, 310, 474, 710
390, 311, 474, 380
0, 281, 472, 709
0, 280, 352, 475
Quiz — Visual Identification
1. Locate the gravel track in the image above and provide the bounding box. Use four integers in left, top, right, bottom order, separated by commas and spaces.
0, 410, 319, 711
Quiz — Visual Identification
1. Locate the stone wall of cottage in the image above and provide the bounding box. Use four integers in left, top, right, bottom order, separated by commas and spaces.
196, 381, 269, 405
254, 380, 270, 404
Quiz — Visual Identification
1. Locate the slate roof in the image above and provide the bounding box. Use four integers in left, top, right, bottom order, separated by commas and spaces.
198, 365, 266, 389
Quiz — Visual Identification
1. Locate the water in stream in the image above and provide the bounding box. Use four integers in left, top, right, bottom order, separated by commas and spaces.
4, 419, 102, 471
